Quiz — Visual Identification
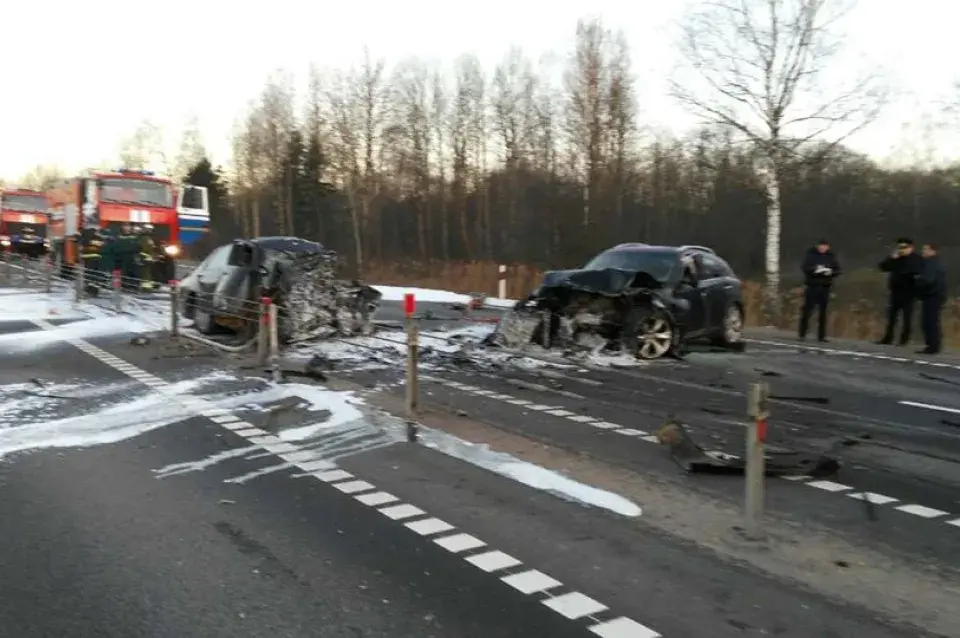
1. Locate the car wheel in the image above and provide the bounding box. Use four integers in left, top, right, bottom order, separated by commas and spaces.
625, 306, 675, 360
719, 303, 745, 348
194, 304, 215, 334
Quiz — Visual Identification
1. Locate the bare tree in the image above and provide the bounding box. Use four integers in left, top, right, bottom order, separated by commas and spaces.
119, 119, 168, 172
669, 0, 888, 316
257, 73, 297, 235
19, 164, 66, 190
391, 58, 433, 257
431, 70, 450, 259
172, 116, 207, 181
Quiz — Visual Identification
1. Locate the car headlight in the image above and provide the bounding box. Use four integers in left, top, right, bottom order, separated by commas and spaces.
164, 244, 180, 257
0, 239, 10, 247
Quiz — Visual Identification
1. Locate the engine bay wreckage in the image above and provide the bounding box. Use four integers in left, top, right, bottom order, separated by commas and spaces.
230, 238, 382, 343
491, 266, 683, 360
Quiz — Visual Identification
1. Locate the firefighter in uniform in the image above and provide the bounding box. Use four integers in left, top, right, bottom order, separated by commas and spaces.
137, 224, 160, 291
80, 228, 107, 291
116, 223, 141, 292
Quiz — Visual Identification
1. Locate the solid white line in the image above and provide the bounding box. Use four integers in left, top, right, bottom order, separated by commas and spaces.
543, 591, 608, 619
806, 480, 852, 492
405, 517, 455, 535
379, 504, 426, 520
895, 504, 949, 518
501, 570, 562, 594
434, 533, 486, 553
899, 400, 960, 415
466, 550, 522, 572
588, 616, 662, 638
354, 491, 399, 507
847, 492, 898, 505
334, 480, 376, 494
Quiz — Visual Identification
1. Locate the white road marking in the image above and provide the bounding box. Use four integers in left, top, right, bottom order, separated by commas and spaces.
589, 617, 663, 638
543, 591, 609, 619
590, 421, 621, 430
210, 414, 240, 424
899, 400, 960, 415
546, 409, 576, 417
847, 492, 899, 505
405, 517, 455, 535
895, 504, 949, 518
947, 519, 960, 528
616, 429, 646, 436
567, 414, 596, 423
355, 491, 399, 506
314, 469, 353, 483
466, 550, 522, 572
806, 480, 852, 492
434, 533, 486, 553
334, 480, 376, 494
379, 504, 426, 520
501, 569, 562, 594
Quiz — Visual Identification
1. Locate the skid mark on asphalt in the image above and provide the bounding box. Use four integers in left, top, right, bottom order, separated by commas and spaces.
419, 373, 960, 534
29, 318, 659, 638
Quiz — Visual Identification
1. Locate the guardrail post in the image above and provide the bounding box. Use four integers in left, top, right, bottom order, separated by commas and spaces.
268, 301, 280, 382
169, 281, 179, 337
404, 293, 419, 417
497, 263, 507, 298
112, 269, 123, 311
745, 380, 769, 539
258, 297, 270, 365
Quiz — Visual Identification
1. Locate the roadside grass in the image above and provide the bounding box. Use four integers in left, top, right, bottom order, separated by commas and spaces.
364, 260, 960, 348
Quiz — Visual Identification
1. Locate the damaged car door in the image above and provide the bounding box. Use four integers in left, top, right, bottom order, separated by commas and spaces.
673, 254, 710, 337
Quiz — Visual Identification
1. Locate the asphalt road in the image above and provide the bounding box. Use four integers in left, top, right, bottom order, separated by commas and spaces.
0, 291, 956, 637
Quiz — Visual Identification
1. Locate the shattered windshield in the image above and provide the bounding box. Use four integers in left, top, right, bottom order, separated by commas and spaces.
583, 249, 679, 281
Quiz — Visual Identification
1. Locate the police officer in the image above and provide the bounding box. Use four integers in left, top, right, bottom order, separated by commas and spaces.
798, 238, 841, 342
877, 237, 924, 345
915, 243, 946, 355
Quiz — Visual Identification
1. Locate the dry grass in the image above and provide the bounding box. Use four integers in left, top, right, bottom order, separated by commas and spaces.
364, 259, 960, 348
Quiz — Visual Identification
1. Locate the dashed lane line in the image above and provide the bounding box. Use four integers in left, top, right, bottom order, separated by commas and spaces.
421, 373, 960, 533
29, 319, 661, 638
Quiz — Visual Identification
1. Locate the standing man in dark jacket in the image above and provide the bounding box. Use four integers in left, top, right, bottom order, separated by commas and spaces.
877, 237, 924, 345
916, 243, 946, 355
799, 239, 841, 342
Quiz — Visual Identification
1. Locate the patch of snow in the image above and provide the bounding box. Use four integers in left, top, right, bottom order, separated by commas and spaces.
273, 383, 367, 441
420, 427, 642, 518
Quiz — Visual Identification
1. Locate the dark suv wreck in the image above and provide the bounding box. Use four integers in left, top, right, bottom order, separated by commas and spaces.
178, 236, 381, 343
491, 243, 745, 359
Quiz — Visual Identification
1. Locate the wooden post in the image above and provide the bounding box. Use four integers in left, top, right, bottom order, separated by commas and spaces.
745, 380, 769, 539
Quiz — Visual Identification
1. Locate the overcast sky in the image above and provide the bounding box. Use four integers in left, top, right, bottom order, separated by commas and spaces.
1, 0, 956, 180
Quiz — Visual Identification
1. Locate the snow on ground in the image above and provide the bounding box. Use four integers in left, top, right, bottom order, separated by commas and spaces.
373, 285, 517, 308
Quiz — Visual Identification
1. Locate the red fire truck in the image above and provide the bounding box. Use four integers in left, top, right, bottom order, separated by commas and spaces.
47, 168, 208, 282
0, 187, 49, 257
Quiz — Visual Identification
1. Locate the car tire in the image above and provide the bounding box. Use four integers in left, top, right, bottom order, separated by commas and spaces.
715, 303, 746, 350
624, 305, 677, 360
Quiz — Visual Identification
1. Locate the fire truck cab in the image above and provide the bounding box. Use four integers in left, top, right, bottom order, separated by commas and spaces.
0, 187, 49, 258
47, 168, 208, 285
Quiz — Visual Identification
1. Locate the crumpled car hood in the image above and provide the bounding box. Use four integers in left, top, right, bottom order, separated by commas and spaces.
539, 267, 664, 297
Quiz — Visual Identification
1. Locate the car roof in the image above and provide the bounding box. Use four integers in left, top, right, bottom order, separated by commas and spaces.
246, 236, 327, 253
607, 243, 715, 255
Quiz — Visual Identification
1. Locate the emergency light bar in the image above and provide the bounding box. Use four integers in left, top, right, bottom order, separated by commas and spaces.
114, 168, 155, 176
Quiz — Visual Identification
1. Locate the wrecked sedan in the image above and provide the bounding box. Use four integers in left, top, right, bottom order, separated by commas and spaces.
178, 236, 381, 342
493, 243, 746, 359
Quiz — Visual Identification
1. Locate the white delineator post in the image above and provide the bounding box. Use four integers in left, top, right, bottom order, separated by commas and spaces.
257, 296, 270, 365
745, 381, 769, 539
497, 264, 507, 299
112, 269, 123, 311
404, 292, 419, 418
169, 280, 180, 336
268, 301, 280, 382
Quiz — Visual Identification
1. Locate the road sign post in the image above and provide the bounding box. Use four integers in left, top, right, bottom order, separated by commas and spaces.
745, 380, 769, 539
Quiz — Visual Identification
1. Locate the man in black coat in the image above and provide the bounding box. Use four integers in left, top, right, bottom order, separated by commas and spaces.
799, 239, 841, 342
915, 243, 947, 355
877, 237, 924, 345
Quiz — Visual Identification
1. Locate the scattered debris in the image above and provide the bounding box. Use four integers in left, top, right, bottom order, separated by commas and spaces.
770, 394, 830, 405
130, 335, 150, 346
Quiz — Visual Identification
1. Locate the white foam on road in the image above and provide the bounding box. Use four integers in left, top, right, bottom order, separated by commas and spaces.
273, 383, 367, 441
374, 285, 516, 308
0, 289, 89, 321
421, 427, 642, 518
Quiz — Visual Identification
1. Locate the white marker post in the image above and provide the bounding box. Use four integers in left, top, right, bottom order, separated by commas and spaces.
497, 264, 507, 299
404, 292, 419, 417
257, 297, 270, 365
268, 301, 280, 382
745, 381, 769, 539
169, 281, 179, 337
112, 269, 122, 311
